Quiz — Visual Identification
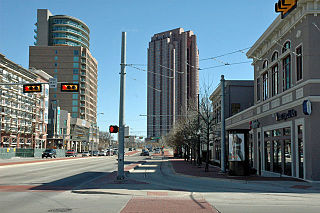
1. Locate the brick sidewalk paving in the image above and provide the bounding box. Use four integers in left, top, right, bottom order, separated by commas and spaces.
121, 197, 218, 213
170, 159, 304, 182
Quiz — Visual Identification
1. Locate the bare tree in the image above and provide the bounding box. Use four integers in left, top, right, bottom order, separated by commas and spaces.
198, 83, 215, 172
98, 131, 113, 150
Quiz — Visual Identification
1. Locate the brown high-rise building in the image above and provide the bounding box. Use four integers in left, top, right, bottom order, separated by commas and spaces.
147, 28, 199, 138
29, 9, 97, 124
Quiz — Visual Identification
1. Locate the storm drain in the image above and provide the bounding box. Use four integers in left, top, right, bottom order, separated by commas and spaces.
48, 208, 72, 212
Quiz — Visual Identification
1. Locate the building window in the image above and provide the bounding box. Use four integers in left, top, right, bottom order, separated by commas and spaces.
55, 50, 58, 54
271, 65, 278, 96
54, 56, 58, 61
74, 50, 79, 55
54, 63, 58, 67
283, 55, 291, 91
271, 52, 278, 62
71, 112, 78, 118
263, 60, 268, 69
73, 69, 79, 74
73, 56, 79, 62
231, 103, 240, 116
257, 77, 261, 101
72, 94, 78, 99
73, 63, 79, 68
72, 107, 78, 112
265, 140, 271, 171
54, 69, 58, 73
282, 41, 291, 53
263, 72, 268, 100
72, 100, 78, 106
53, 94, 57, 98
73, 75, 79, 80
296, 46, 302, 81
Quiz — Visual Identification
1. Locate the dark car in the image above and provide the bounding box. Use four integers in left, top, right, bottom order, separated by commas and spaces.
89, 151, 98, 156
65, 149, 77, 157
140, 150, 149, 156
42, 149, 56, 158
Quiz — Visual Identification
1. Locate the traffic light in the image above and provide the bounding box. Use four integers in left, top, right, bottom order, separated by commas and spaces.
61, 83, 79, 92
109, 125, 119, 133
275, 0, 298, 18
23, 84, 42, 93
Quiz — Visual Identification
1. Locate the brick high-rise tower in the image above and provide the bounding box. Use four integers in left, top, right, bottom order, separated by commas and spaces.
147, 28, 199, 138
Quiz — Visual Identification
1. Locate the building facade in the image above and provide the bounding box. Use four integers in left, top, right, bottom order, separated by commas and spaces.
210, 80, 254, 164
226, 0, 320, 181
147, 28, 199, 138
0, 54, 49, 149
29, 9, 98, 150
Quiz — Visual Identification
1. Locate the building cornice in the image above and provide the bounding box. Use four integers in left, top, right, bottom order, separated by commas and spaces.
247, 0, 319, 60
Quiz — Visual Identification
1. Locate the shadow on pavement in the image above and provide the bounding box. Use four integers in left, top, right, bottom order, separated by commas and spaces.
28, 159, 320, 194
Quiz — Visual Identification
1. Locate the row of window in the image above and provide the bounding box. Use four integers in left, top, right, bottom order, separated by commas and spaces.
257, 43, 302, 101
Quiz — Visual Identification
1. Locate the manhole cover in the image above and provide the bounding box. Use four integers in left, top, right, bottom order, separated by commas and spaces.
48, 208, 72, 212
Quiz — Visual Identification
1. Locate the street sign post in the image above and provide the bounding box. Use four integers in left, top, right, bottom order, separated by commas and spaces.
49, 78, 57, 89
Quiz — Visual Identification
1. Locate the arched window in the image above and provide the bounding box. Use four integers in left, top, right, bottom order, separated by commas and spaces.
263, 60, 268, 69
271, 52, 278, 62
282, 41, 291, 53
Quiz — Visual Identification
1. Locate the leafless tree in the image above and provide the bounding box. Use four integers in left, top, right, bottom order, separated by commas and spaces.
98, 131, 113, 150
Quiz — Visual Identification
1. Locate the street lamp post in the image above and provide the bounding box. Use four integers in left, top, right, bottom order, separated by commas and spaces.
91, 112, 104, 156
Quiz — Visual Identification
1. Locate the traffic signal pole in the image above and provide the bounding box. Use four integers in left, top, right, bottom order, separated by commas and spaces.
117, 32, 126, 180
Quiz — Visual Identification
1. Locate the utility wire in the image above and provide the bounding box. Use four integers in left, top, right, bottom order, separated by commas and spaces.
127, 64, 174, 79
199, 61, 252, 70
126, 73, 161, 92
199, 47, 251, 61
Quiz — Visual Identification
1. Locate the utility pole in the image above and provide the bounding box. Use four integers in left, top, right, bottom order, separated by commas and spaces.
117, 32, 126, 180
221, 75, 226, 173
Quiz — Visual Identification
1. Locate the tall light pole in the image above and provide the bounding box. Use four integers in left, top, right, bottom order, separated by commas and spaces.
117, 32, 126, 180
221, 75, 226, 173
91, 112, 104, 156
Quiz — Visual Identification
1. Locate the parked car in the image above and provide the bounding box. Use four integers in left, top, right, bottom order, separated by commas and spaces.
89, 151, 98, 156
82, 152, 90, 157
113, 150, 118, 155
98, 151, 106, 156
66, 149, 77, 157
140, 150, 150, 156
42, 149, 56, 158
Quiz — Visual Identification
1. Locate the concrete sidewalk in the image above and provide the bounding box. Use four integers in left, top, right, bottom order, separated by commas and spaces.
170, 159, 320, 191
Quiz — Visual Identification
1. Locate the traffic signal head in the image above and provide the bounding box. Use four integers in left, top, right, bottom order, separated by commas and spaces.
61, 83, 79, 92
23, 84, 42, 93
109, 125, 119, 133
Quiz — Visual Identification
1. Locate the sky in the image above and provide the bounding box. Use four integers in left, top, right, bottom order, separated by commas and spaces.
0, 0, 280, 138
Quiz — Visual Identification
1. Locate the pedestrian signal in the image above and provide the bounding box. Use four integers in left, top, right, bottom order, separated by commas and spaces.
275, 0, 298, 19
23, 84, 42, 93
109, 125, 119, 133
61, 83, 79, 92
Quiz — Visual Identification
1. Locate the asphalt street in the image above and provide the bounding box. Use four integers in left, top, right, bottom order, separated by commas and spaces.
0, 154, 320, 213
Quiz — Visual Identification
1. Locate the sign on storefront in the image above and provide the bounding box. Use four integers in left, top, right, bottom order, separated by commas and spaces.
303, 100, 312, 115
275, 109, 297, 121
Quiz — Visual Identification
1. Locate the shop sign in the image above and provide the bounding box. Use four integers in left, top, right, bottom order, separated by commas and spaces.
275, 109, 297, 121
303, 100, 312, 115
249, 120, 260, 129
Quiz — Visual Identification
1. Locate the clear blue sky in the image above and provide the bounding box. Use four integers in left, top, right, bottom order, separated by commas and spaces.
0, 0, 279, 137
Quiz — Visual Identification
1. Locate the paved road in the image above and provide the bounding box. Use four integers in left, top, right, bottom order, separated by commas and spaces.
1, 154, 320, 213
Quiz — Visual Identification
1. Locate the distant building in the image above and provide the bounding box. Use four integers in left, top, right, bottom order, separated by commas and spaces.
0, 53, 50, 148
29, 9, 98, 151
209, 80, 254, 163
147, 28, 199, 138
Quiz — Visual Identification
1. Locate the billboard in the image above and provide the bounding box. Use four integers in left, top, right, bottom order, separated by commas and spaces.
229, 133, 245, 161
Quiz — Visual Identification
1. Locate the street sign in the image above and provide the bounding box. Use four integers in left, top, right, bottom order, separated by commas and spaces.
49, 78, 57, 89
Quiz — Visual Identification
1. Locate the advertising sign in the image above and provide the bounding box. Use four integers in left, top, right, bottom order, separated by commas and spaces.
229, 133, 245, 161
